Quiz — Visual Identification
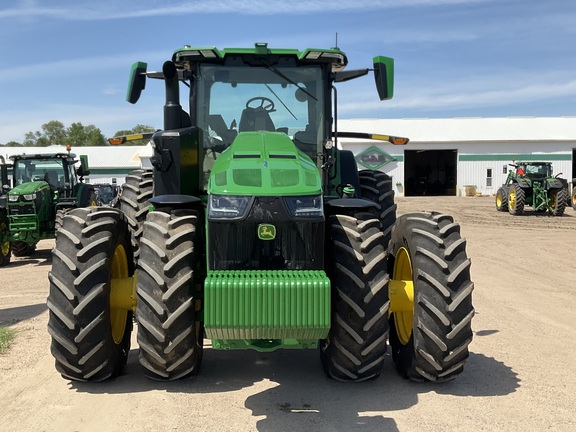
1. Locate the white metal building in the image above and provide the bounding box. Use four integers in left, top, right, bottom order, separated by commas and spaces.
3, 117, 575, 196
338, 117, 576, 196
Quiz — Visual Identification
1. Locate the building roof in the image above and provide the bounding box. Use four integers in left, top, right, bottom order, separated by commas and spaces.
337, 117, 576, 143
0, 145, 146, 168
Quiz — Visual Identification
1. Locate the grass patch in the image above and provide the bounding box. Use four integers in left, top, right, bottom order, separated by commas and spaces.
0, 326, 16, 354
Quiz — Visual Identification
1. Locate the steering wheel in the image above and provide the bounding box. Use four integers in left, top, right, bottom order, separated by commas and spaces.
246, 96, 275, 112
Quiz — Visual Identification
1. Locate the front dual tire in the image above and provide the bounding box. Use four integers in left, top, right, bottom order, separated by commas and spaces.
47, 208, 134, 381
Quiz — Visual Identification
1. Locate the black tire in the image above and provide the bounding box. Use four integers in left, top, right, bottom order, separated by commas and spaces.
549, 188, 566, 216
136, 209, 203, 380
358, 170, 396, 245
507, 183, 525, 215
0, 213, 10, 267
495, 187, 508, 211
119, 169, 154, 262
388, 212, 474, 382
47, 207, 135, 381
55, 208, 71, 232
11, 240, 36, 257
320, 211, 390, 382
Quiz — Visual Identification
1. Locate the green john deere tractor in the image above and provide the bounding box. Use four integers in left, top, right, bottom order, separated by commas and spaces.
0, 152, 96, 266
47, 43, 475, 383
1, 155, 10, 266
496, 161, 567, 216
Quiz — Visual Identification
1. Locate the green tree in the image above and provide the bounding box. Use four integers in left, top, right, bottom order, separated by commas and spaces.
65, 123, 107, 147
66, 122, 88, 147
23, 121, 107, 147
42, 121, 67, 145
23, 121, 66, 146
84, 125, 107, 146
1, 141, 22, 147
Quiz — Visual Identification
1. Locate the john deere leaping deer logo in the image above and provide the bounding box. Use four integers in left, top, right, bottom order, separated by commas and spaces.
258, 224, 276, 240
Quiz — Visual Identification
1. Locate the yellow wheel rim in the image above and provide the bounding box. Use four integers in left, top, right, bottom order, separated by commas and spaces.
1, 241, 9, 257
109, 244, 130, 344
1, 222, 9, 257
509, 188, 516, 208
389, 247, 415, 345
496, 194, 502, 207
549, 192, 557, 209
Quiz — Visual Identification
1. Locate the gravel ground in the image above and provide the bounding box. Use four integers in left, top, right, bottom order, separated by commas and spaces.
0, 196, 575, 432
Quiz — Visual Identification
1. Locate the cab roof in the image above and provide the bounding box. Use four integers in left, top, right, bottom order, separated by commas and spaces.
9, 153, 76, 162
172, 42, 348, 72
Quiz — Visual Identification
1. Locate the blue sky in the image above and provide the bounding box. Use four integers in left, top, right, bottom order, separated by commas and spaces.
1, 0, 575, 143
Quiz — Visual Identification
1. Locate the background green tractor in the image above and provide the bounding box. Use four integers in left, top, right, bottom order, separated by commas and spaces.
0, 152, 96, 266
0, 155, 10, 266
496, 161, 567, 216
47, 43, 474, 384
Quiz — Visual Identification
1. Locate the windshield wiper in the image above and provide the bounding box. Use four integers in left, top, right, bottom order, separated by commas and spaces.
259, 59, 318, 102
264, 84, 298, 120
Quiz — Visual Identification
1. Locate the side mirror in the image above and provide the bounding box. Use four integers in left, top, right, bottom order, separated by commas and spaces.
373, 56, 394, 100
77, 155, 90, 179
127, 61, 148, 104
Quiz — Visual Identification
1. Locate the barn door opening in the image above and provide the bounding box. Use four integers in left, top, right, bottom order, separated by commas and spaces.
404, 150, 458, 196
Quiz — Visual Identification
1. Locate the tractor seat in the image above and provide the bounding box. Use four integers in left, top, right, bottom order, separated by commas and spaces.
44, 170, 59, 189
293, 125, 318, 159
239, 107, 276, 132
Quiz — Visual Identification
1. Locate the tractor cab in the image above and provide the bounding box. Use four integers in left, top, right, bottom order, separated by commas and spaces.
126, 43, 397, 198
519, 162, 553, 180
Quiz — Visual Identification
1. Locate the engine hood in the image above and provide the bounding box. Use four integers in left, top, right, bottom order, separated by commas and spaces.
8, 181, 50, 196
208, 131, 321, 196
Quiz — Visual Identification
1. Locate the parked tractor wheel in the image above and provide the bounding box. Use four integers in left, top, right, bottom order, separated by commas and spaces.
358, 170, 396, 245
0, 215, 10, 267
572, 187, 576, 210
47, 207, 135, 381
320, 211, 390, 382
387, 212, 474, 382
507, 183, 525, 215
495, 187, 508, 211
11, 241, 36, 257
120, 169, 154, 261
549, 188, 566, 216
136, 209, 203, 381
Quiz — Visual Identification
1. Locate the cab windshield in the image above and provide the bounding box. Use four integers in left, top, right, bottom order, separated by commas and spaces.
13, 158, 66, 189
196, 63, 325, 165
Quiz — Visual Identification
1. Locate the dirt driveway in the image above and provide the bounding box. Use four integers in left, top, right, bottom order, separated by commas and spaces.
1, 196, 575, 432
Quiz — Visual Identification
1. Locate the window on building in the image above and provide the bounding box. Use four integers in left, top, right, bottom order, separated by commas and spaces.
486, 168, 493, 187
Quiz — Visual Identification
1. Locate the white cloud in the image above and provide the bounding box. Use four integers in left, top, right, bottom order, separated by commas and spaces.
0, 0, 495, 21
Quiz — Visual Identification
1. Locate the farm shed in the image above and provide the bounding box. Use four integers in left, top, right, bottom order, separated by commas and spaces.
337, 117, 576, 197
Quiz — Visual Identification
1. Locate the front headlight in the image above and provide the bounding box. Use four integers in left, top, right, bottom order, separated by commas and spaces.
284, 195, 323, 219
8, 195, 19, 202
23, 193, 37, 201
208, 195, 253, 220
